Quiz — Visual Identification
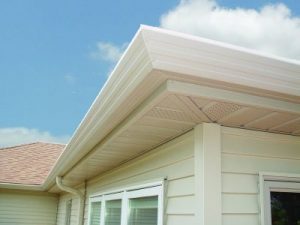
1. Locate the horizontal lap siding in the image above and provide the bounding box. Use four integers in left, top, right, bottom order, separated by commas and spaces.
56, 131, 195, 225
56, 194, 80, 225
84, 131, 195, 225
0, 190, 58, 225
221, 130, 300, 225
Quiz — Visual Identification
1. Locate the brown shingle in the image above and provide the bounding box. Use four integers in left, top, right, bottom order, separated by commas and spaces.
0, 142, 65, 185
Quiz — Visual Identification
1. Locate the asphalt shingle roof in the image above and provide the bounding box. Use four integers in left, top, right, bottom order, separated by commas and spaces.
0, 142, 65, 185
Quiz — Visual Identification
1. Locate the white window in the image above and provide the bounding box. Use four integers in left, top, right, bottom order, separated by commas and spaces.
105, 199, 122, 225
260, 173, 300, 225
88, 182, 163, 225
128, 196, 158, 225
89, 200, 102, 225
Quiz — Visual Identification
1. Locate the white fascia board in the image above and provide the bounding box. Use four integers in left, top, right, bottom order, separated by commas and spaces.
141, 25, 300, 99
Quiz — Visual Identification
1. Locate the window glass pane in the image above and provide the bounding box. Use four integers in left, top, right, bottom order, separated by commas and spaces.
128, 196, 158, 225
271, 192, 300, 225
105, 199, 122, 225
90, 202, 101, 225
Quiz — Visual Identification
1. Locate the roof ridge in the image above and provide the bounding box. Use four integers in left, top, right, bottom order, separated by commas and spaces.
0, 142, 65, 150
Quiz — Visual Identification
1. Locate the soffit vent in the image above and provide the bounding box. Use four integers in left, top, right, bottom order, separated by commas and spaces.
202, 102, 243, 122
147, 107, 194, 122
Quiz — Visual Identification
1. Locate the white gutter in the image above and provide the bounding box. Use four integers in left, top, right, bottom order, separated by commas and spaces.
56, 177, 85, 225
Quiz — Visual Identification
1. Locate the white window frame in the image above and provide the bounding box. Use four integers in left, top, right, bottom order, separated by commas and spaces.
89, 196, 102, 225
102, 192, 123, 225
88, 181, 164, 225
259, 172, 300, 225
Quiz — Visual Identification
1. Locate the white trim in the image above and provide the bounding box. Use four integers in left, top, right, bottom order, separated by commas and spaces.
90, 179, 164, 198
100, 200, 105, 225
90, 196, 102, 202
157, 183, 164, 225
126, 186, 161, 198
260, 172, 300, 181
194, 124, 204, 225
194, 123, 222, 225
103, 192, 123, 201
265, 181, 300, 193
120, 191, 128, 225
259, 172, 300, 225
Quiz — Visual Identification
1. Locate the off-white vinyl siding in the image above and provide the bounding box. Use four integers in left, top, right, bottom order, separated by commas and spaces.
56, 131, 195, 225
0, 190, 58, 225
56, 194, 80, 225
221, 128, 300, 225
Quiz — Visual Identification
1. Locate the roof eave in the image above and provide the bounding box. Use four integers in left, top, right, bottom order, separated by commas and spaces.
0, 183, 44, 191
42, 25, 300, 191
42, 26, 155, 191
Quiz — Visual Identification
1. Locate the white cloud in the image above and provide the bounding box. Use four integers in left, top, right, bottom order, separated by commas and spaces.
90, 42, 127, 63
160, 0, 300, 61
0, 127, 70, 148
64, 74, 76, 85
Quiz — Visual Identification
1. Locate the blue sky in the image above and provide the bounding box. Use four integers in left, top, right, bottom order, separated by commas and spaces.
0, 0, 299, 147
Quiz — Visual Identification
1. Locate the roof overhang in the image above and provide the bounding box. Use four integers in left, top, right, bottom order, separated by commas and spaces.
0, 182, 44, 191
5, 25, 299, 192
49, 78, 300, 191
